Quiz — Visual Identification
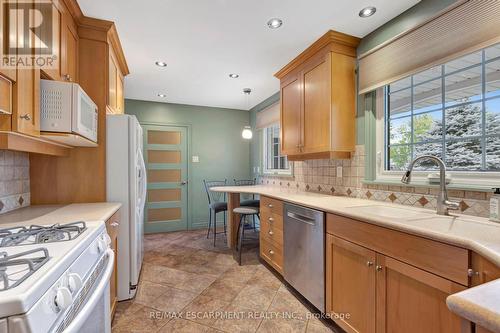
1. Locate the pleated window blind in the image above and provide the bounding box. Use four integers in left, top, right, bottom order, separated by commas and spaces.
358, 0, 500, 94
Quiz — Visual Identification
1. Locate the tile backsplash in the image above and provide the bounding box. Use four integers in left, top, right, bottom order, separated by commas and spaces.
260, 145, 492, 218
0, 150, 30, 214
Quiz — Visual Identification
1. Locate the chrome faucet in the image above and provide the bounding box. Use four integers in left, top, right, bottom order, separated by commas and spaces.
401, 155, 460, 216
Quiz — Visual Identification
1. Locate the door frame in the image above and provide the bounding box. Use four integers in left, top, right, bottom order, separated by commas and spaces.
140, 121, 193, 231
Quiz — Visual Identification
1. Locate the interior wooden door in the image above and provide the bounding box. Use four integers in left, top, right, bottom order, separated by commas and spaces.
301, 54, 331, 154
326, 234, 376, 333
280, 73, 302, 155
376, 254, 469, 333
143, 124, 188, 233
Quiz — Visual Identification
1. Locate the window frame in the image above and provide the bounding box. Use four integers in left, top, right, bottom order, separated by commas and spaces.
261, 123, 293, 176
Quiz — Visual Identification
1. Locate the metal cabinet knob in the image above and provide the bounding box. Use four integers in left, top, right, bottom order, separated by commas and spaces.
111, 222, 119, 227
20, 114, 31, 121
376, 265, 383, 272
467, 269, 479, 277
268, 230, 274, 235
268, 217, 274, 222
268, 204, 273, 208
269, 250, 274, 255
366, 261, 373, 267
63, 74, 71, 81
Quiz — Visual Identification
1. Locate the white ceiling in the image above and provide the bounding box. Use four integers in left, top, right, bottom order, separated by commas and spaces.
78, 0, 420, 110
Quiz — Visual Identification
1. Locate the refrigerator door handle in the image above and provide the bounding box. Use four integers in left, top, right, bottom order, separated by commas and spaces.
138, 148, 148, 216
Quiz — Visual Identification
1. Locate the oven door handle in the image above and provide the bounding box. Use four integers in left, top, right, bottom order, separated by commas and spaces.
62, 249, 114, 333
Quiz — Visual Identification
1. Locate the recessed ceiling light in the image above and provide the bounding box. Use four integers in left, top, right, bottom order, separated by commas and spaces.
157, 93, 167, 98
267, 18, 283, 29
155, 61, 167, 67
229, 73, 239, 79
359, 6, 376, 18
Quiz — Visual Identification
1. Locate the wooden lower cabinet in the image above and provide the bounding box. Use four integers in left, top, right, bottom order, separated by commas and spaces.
326, 214, 471, 333
259, 196, 284, 274
105, 209, 120, 318
376, 254, 467, 333
326, 234, 376, 333
476, 326, 495, 333
470, 253, 500, 287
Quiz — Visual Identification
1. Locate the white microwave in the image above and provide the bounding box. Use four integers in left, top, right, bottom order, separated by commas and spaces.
40, 79, 98, 142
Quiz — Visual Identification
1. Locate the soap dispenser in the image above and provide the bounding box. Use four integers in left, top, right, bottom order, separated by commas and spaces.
491, 188, 500, 222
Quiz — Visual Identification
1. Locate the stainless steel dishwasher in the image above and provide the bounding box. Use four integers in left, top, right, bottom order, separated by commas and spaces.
283, 203, 325, 312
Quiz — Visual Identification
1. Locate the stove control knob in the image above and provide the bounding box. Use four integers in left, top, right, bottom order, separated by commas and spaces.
67, 273, 83, 294
54, 287, 72, 313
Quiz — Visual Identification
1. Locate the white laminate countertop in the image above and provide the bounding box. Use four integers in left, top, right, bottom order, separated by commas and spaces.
212, 185, 500, 332
0, 203, 122, 227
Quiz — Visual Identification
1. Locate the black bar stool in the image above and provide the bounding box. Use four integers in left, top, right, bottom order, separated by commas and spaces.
203, 179, 227, 246
233, 206, 260, 265
234, 178, 260, 230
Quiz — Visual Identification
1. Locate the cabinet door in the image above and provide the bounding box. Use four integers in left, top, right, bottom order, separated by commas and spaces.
0, 0, 16, 81
470, 253, 500, 287
116, 71, 124, 114
280, 73, 301, 155
376, 254, 469, 333
301, 55, 330, 154
60, 12, 78, 82
326, 234, 376, 333
108, 53, 117, 112
38, 1, 62, 81
0, 75, 12, 114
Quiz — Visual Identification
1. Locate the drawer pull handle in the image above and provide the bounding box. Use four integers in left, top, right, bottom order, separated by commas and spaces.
366, 261, 373, 267
20, 114, 31, 121
269, 250, 274, 255
376, 265, 383, 272
268, 204, 273, 208
111, 222, 120, 227
268, 231, 274, 235
268, 217, 274, 222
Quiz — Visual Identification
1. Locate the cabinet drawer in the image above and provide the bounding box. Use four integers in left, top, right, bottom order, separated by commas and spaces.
326, 213, 469, 286
106, 210, 121, 240
261, 216, 283, 246
260, 238, 283, 274
260, 210, 283, 231
260, 196, 284, 216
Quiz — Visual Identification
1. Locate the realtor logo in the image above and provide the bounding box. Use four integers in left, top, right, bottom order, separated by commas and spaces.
1, 0, 56, 69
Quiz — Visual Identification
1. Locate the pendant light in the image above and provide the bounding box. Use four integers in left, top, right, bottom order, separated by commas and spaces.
242, 88, 253, 140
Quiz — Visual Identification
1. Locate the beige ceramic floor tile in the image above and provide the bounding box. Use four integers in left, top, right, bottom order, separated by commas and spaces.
134, 280, 172, 307
149, 286, 198, 313
257, 316, 308, 333
200, 278, 247, 302
112, 306, 170, 332
230, 285, 277, 312
157, 318, 217, 333
267, 288, 311, 321
182, 294, 230, 326
305, 320, 335, 333
211, 305, 264, 333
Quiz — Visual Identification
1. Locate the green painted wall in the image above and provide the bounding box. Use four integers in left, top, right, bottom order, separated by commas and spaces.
125, 99, 251, 229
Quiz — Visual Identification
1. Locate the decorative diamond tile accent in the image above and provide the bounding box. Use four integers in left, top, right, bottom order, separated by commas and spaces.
279, 182, 282, 186
388, 193, 397, 202
459, 200, 470, 212
18, 196, 24, 205
0, 200, 3, 211
366, 191, 373, 199
296, 183, 300, 188
287, 182, 290, 187
317, 185, 322, 192
306, 184, 310, 190
331, 187, 335, 194
418, 196, 429, 206
346, 188, 352, 196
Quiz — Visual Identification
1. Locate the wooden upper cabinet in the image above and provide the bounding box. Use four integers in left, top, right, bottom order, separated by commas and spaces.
326, 234, 376, 333
376, 255, 468, 333
107, 44, 127, 114
280, 73, 302, 155
60, 10, 78, 83
275, 30, 360, 161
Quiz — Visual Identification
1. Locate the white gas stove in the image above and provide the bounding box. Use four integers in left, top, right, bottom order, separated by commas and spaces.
0, 220, 114, 333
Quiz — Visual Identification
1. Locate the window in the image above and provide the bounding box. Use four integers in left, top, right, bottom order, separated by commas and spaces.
262, 124, 292, 175
384, 43, 500, 173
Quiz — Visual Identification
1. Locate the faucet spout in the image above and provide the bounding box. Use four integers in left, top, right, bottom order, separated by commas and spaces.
400, 155, 459, 216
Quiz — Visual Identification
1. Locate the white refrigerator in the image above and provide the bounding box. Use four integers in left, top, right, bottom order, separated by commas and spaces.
106, 114, 147, 300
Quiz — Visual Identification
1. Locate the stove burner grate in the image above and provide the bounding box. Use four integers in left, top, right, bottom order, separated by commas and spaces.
0, 248, 50, 291
0, 221, 87, 247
